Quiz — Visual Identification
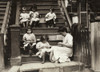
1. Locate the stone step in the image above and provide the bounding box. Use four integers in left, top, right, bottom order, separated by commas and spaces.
0, 7, 6, 10
20, 28, 59, 34
24, 5, 60, 11
22, 0, 57, 2
40, 14, 63, 18
37, 6, 60, 10
8, 66, 20, 72
20, 62, 84, 72
0, 12, 5, 15
21, 55, 42, 64
24, 2, 58, 6
0, 4, 6, 8
0, 21, 3, 25
0, 21, 3, 27
0, 27, 1, 31
38, 10, 61, 15
39, 23, 65, 27
37, 9, 60, 12
0, 2, 7, 5
0, 16, 4, 20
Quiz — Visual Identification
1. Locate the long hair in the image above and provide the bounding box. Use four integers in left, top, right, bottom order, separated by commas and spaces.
26, 27, 32, 33
30, 4, 37, 11
40, 35, 49, 42
58, 26, 68, 32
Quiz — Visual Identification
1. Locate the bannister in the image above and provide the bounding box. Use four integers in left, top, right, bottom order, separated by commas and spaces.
58, 0, 72, 29
1, 1, 11, 34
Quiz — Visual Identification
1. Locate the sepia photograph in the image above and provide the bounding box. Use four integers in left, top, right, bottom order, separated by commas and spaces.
0, 0, 99, 72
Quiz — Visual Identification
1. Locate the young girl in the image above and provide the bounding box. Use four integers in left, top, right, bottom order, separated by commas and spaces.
45, 8, 57, 28
23, 28, 37, 56
36, 35, 51, 64
20, 7, 30, 27
29, 4, 40, 27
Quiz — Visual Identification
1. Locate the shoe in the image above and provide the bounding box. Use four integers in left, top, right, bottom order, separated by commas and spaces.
41, 61, 45, 64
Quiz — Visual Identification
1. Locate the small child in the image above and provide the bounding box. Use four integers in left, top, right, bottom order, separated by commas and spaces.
23, 28, 37, 56
29, 4, 40, 27
20, 7, 30, 27
45, 8, 57, 28
36, 35, 51, 64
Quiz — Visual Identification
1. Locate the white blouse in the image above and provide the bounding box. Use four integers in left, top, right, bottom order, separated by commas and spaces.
20, 13, 30, 20
36, 42, 51, 50
29, 11, 39, 18
63, 33, 73, 47
23, 33, 36, 42
45, 12, 56, 21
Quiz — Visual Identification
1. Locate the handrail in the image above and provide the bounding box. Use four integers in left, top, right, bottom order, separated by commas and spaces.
58, 0, 72, 29
1, 1, 11, 34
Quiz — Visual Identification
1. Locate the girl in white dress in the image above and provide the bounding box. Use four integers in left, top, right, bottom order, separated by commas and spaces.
50, 26, 73, 63
23, 28, 37, 56
20, 7, 30, 27
45, 8, 56, 28
29, 5, 40, 27
36, 35, 51, 64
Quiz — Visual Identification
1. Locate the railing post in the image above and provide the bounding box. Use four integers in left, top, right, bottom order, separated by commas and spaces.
15, 2, 21, 25
0, 33, 4, 71
10, 25, 21, 66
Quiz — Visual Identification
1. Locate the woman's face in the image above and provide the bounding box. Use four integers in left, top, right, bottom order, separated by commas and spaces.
59, 32, 66, 36
27, 29, 32, 34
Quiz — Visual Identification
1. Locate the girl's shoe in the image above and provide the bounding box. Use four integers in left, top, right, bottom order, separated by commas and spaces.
41, 61, 45, 64
55, 57, 60, 63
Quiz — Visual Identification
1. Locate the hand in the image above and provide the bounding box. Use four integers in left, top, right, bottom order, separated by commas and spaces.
58, 42, 63, 45
58, 42, 63, 47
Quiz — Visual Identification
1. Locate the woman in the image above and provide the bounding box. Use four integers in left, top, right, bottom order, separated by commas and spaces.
50, 26, 73, 63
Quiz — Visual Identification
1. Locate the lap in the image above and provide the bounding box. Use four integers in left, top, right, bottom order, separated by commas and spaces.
51, 46, 72, 56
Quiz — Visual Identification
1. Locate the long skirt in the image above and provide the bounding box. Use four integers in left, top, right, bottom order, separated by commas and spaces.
51, 46, 73, 62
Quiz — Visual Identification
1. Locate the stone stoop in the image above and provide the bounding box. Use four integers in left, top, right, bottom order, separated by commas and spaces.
7, 66, 20, 72
19, 61, 84, 72
21, 55, 42, 64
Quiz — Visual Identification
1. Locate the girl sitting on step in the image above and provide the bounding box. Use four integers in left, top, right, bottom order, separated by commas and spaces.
20, 7, 30, 27
36, 35, 51, 64
22, 28, 38, 56
45, 8, 57, 28
29, 4, 40, 28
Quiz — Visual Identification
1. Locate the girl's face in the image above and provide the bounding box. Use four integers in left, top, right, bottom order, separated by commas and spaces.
32, 9, 36, 12
50, 9, 53, 13
22, 10, 26, 13
42, 40, 47, 43
27, 29, 32, 34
